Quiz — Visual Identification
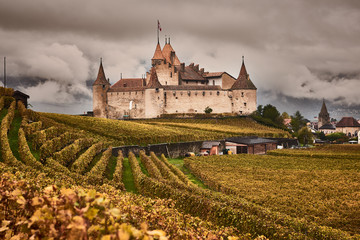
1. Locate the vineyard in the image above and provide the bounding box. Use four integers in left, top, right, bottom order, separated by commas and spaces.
184, 147, 360, 236
41, 112, 290, 146
1, 88, 359, 239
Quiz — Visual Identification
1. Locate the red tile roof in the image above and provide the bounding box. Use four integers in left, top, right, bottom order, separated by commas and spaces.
203, 72, 224, 78
163, 85, 221, 90
111, 78, 145, 89
108, 87, 145, 92
336, 117, 360, 127
231, 59, 256, 90
93, 61, 110, 86
146, 68, 162, 88
180, 66, 206, 81
162, 43, 181, 65
152, 43, 165, 60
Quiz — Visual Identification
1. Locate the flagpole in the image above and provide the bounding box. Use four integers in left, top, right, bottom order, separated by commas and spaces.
157, 20, 159, 44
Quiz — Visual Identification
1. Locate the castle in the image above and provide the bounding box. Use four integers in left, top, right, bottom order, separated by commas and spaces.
93, 38, 257, 119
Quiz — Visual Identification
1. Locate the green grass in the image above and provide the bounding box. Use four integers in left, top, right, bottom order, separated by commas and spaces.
167, 158, 208, 189
105, 155, 117, 180
8, 111, 22, 162
137, 157, 149, 176
122, 158, 137, 193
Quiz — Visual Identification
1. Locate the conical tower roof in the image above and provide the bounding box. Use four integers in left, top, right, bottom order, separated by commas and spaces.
93, 59, 110, 86
231, 57, 256, 90
146, 67, 162, 89
162, 42, 181, 65
320, 99, 328, 116
152, 43, 165, 60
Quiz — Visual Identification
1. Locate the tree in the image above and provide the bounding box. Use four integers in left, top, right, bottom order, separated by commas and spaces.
326, 132, 348, 143
262, 104, 283, 126
298, 127, 313, 145
281, 112, 290, 119
290, 111, 306, 133
256, 105, 263, 116
318, 131, 326, 141
204, 106, 213, 114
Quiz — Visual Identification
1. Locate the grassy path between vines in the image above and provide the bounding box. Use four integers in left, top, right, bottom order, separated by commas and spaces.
167, 158, 208, 189
122, 158, 137, 193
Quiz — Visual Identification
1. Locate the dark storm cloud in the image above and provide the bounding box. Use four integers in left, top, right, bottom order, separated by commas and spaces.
0, 0, 359, 117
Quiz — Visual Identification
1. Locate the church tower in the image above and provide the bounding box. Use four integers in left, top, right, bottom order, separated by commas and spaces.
93, 59, 110, 118
318, 99, 330, 129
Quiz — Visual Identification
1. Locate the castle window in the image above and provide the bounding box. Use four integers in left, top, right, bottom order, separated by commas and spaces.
186, 81, 188, 84
240, 111, 243, 114
232, 103, 234, 106
158, 97, 160, 100
195, 92, 198, 96
202, 91, 205, 96
123, 83, 127, 87
166, 81, 167, 85
241, 92, 244, 97
135, 104, 137, 109
195, 110, 197, 112
213, 80, 215, 86
217, 91, 220, 96
187, 91, 191, 96
173, 91, 176, 96
102, 85, 105, 89
244, 102, 247, 107
170, 72, 172, 78
175, 97, 178, 99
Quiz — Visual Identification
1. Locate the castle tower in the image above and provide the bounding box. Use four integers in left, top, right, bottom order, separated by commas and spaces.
318, 99, 330, 129
151, 42, 165, 66
93, 59, 110, 118
231, 56, 257, 115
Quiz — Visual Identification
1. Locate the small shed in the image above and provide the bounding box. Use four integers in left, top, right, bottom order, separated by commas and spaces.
225, 137, 277, 155
13, 90, 29, 108
200, 141, 221, 155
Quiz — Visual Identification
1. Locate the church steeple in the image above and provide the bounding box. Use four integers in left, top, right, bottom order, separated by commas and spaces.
318, 99, 330, 128
93, 58, 110, 86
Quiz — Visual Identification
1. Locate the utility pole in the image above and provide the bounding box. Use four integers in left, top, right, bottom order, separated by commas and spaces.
3, 57, 6, 88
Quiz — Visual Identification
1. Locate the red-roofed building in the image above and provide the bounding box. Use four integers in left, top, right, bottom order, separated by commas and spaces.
93, 37, 257, 119
336, 117, 360, 137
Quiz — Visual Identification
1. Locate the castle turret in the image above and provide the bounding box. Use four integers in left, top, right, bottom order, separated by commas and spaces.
231, 56, 257, 115
151, 43, 165, 66
93, 59, 110, 118
318, 99, 330, 129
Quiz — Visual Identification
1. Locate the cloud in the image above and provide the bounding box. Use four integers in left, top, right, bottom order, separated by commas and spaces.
0, 0, 359, 118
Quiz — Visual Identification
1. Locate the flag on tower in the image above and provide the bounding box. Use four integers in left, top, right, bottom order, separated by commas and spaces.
158, 20, 162, 31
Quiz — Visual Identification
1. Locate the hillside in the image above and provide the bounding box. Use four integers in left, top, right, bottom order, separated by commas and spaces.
1, 91, 359, 239
40, 112, 290, 146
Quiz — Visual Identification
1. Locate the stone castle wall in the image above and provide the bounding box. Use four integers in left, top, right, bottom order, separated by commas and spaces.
105, 88, 257, 119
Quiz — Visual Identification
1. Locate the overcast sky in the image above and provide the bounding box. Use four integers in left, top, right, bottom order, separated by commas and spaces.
0, 0, 359, 120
